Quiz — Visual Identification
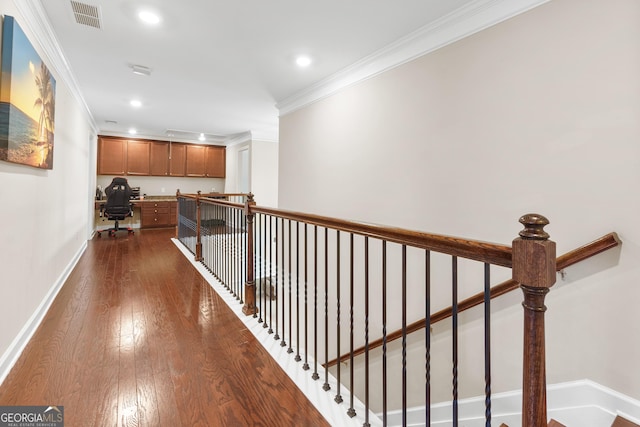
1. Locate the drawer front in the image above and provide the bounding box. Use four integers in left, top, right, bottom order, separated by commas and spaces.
141, 212, 170, 228
142, 206, 169, 214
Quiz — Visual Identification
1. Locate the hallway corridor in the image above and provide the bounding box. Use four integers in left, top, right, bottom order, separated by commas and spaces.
0, 228, 328, 426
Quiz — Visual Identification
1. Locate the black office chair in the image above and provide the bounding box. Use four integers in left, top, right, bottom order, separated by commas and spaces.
98, 177, 134, 237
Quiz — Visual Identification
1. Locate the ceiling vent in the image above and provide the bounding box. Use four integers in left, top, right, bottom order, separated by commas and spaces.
70, 1, 102, 29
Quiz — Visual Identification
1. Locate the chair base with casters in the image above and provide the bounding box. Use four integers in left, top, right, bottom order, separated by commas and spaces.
97, 206, 134, 237
97, 218, 134, 237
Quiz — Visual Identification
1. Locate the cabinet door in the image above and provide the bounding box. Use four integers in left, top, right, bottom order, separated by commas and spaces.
98, 137, 126, 175
169, 143, 186, 176
126, 140, 150, 175
205, 146, 226, 178
185, 145, 206, 177
150, 141, 169, 176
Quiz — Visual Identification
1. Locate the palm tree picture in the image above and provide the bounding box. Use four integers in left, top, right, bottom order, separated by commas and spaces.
0, 15, 56, 169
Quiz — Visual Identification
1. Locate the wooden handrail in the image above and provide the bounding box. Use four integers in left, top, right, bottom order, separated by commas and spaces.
326, 232, 620, 367
176, 195, 512, 266
250, 205, 512, 267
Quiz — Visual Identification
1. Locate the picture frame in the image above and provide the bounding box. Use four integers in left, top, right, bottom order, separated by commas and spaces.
0, 15, 56, 169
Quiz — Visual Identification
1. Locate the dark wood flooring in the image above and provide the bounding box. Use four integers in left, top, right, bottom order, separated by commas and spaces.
0, 228, 329, 427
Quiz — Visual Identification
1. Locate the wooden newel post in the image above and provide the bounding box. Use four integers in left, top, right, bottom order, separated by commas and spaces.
242, 193, 257, 316
195, 190, 203, 262
175, 189, 181, 239
513, 214, 556, 427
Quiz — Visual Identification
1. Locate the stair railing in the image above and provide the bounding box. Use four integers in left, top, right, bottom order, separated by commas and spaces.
175, 191, 613, 427
327, 232, 621, 367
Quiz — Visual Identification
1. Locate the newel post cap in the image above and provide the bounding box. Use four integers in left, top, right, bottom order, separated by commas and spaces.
512, 213, 556, 288
244, 192, 256, 215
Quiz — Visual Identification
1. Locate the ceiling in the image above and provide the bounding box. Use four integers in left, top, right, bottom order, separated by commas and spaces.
33, 0, 514, 144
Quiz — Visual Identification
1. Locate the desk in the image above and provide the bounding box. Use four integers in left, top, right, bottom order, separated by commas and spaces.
95, 197, 177, 230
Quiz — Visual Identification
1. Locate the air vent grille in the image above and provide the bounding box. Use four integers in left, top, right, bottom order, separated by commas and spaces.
70, 1, 102, 29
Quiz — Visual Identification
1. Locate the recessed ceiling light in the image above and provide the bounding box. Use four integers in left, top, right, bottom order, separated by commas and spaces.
128, 128, 137, 135
138, 10, 160, 25
198, 133, 206, 141
130, 99, 142, 108
296, 56, 312, 67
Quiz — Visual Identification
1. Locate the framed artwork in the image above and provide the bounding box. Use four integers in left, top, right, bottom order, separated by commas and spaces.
0, 15, 56, 169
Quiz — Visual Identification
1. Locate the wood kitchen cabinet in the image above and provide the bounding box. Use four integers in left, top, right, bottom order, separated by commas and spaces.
97, 136, 225, 178
140, 201, 177, 228
169, 143, 186, 176
98, 137, 127, 175
205, 145, 226, 178
150, 141, 169, 176
126, 140, 150, 175
186, 144, 207, 177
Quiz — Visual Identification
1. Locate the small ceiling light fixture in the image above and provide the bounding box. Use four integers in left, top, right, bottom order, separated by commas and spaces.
198, 133, 206, 141
138, 10, 161, 25
131, 64, 152, 76
296, 55, 312, 67
130, 99, 142, 108
128, 128, 137, 135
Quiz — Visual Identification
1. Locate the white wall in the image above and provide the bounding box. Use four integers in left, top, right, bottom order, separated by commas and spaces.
96, 175, 224, 197
251, 139, 278, 207
224, 137, 279, 207
279, 0, 640, 403
0, 2, 95, 381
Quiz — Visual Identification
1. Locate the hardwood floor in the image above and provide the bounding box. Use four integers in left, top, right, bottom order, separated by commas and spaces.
0, 228, 329, 427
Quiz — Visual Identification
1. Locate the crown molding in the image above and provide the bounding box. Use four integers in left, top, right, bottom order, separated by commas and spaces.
276, 0, 550, 117
225, 131, 253, 147
13, 0, 98, 133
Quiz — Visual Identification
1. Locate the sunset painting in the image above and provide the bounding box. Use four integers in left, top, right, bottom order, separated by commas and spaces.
0, 15, 56, 169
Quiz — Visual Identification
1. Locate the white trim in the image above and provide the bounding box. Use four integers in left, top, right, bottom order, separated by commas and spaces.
171, 238, 383, 427
386, 379, 640, 427
225, 131, 252, 147
0, 241, 88, 386
13, 0, 98, 133
276, 0, 550, 116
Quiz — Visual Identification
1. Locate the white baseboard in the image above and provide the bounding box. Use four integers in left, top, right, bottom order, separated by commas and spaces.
386, 379, 640, 427
0, 241, 88, 386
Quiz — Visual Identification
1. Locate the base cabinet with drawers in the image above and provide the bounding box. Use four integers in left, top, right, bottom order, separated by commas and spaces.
140, 201, 177, 228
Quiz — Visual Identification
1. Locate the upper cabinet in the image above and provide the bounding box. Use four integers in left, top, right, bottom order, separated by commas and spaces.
150, 141, 169, 176
97, 136, 226, 178
185, 144, 207, 177
169, 143, 186, 176
126, 140, 150, 175
205, 145, 226, 178
97, 137, 127, 175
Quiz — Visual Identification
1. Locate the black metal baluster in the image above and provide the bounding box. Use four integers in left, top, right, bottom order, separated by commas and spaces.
295, 222, 301, 361
402, 245, 407, 427
274, 218, 280, 341
363, 236, 370, 427
484, 263, 492, 427
263, 214, 268, 329
268, 216, 274, 334
227, 206, 231, 293
257, 213, 263, 321
323, 227, 331, 392
280, 218, 286, 348
335, 230, 343, 404
452, 256, 459, 427
312, 225, 319, 380
288, 220, 293, 355
426, 250, 431, 426
348, 233, 356, 418
382, 241, 387, 426
303, 223, 310, 370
